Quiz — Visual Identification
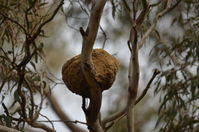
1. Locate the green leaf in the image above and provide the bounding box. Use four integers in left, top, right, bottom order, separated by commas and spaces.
1, 114, 12, 127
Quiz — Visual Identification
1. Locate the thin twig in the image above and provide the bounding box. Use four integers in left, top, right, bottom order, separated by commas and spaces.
25, 0, 37, 33
102, 69, 160, 129
39, 113, 55, 131
37, 119, 87, 125
78, 0, 90, 17
16, 68, 27, 120
28, 121, 55, 132
2, 103, 10, 116
24, 78, 35, 118
0, 13, 27, 35
134, 69, 160, 105
31, 0, 64, 41
138, 0, 181, 49
100, 25, 108, 49
2, 103, 24, 122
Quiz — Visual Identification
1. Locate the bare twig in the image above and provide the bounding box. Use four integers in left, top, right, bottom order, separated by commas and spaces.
100, 26, 108, 49
77, 0, 90, 17
134, 69, 160, 104
39, 113, 55, 131
102, 108, 125, 129
37, 119, 87, 125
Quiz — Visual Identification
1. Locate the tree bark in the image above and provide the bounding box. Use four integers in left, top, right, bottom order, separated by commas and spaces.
126, 27, 140, 132
80, 0, 107, 132
46, 92, 85, 132
0, 125, 21, 132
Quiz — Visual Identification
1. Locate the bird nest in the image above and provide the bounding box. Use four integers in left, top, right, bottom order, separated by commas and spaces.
62, 49, 119, 98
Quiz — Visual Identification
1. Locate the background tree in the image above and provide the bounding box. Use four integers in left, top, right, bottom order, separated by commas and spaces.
0, 0, 198, 132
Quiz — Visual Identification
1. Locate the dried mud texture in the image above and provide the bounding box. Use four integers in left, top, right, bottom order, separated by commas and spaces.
62, 49, 119, 98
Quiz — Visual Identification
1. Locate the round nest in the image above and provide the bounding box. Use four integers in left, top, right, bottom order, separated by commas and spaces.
62, 49, 119, 98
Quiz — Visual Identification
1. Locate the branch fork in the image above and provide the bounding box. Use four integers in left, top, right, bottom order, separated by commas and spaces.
79, 0, 107, 132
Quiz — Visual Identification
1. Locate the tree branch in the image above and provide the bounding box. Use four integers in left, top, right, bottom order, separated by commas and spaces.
46, 92, 85, 132
136, 0, 149, 28
126, 26, 139, 132
102, 2, 180, 129
37, 119, 87, 125
28, 121, 55, 132
134, 69, 160, 104
0, 125, 21, 132
138, 0, 181, 49
102, 69, 160, 130
123, 3, 181, 130
124, 0, 149, 130
0, 13, 27, 35
31, 0, 64, 41
1, 66, 85, 132
80, 0, 107, 132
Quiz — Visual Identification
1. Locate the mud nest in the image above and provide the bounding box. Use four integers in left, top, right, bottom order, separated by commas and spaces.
62, 49, 119, 98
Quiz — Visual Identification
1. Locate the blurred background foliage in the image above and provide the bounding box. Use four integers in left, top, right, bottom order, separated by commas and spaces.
0, 0, 198, 132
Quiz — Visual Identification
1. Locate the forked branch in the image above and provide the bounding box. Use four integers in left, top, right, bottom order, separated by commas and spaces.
102, 69, 160, 130
80, 0, 107, 132
102, 1, 180, 131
